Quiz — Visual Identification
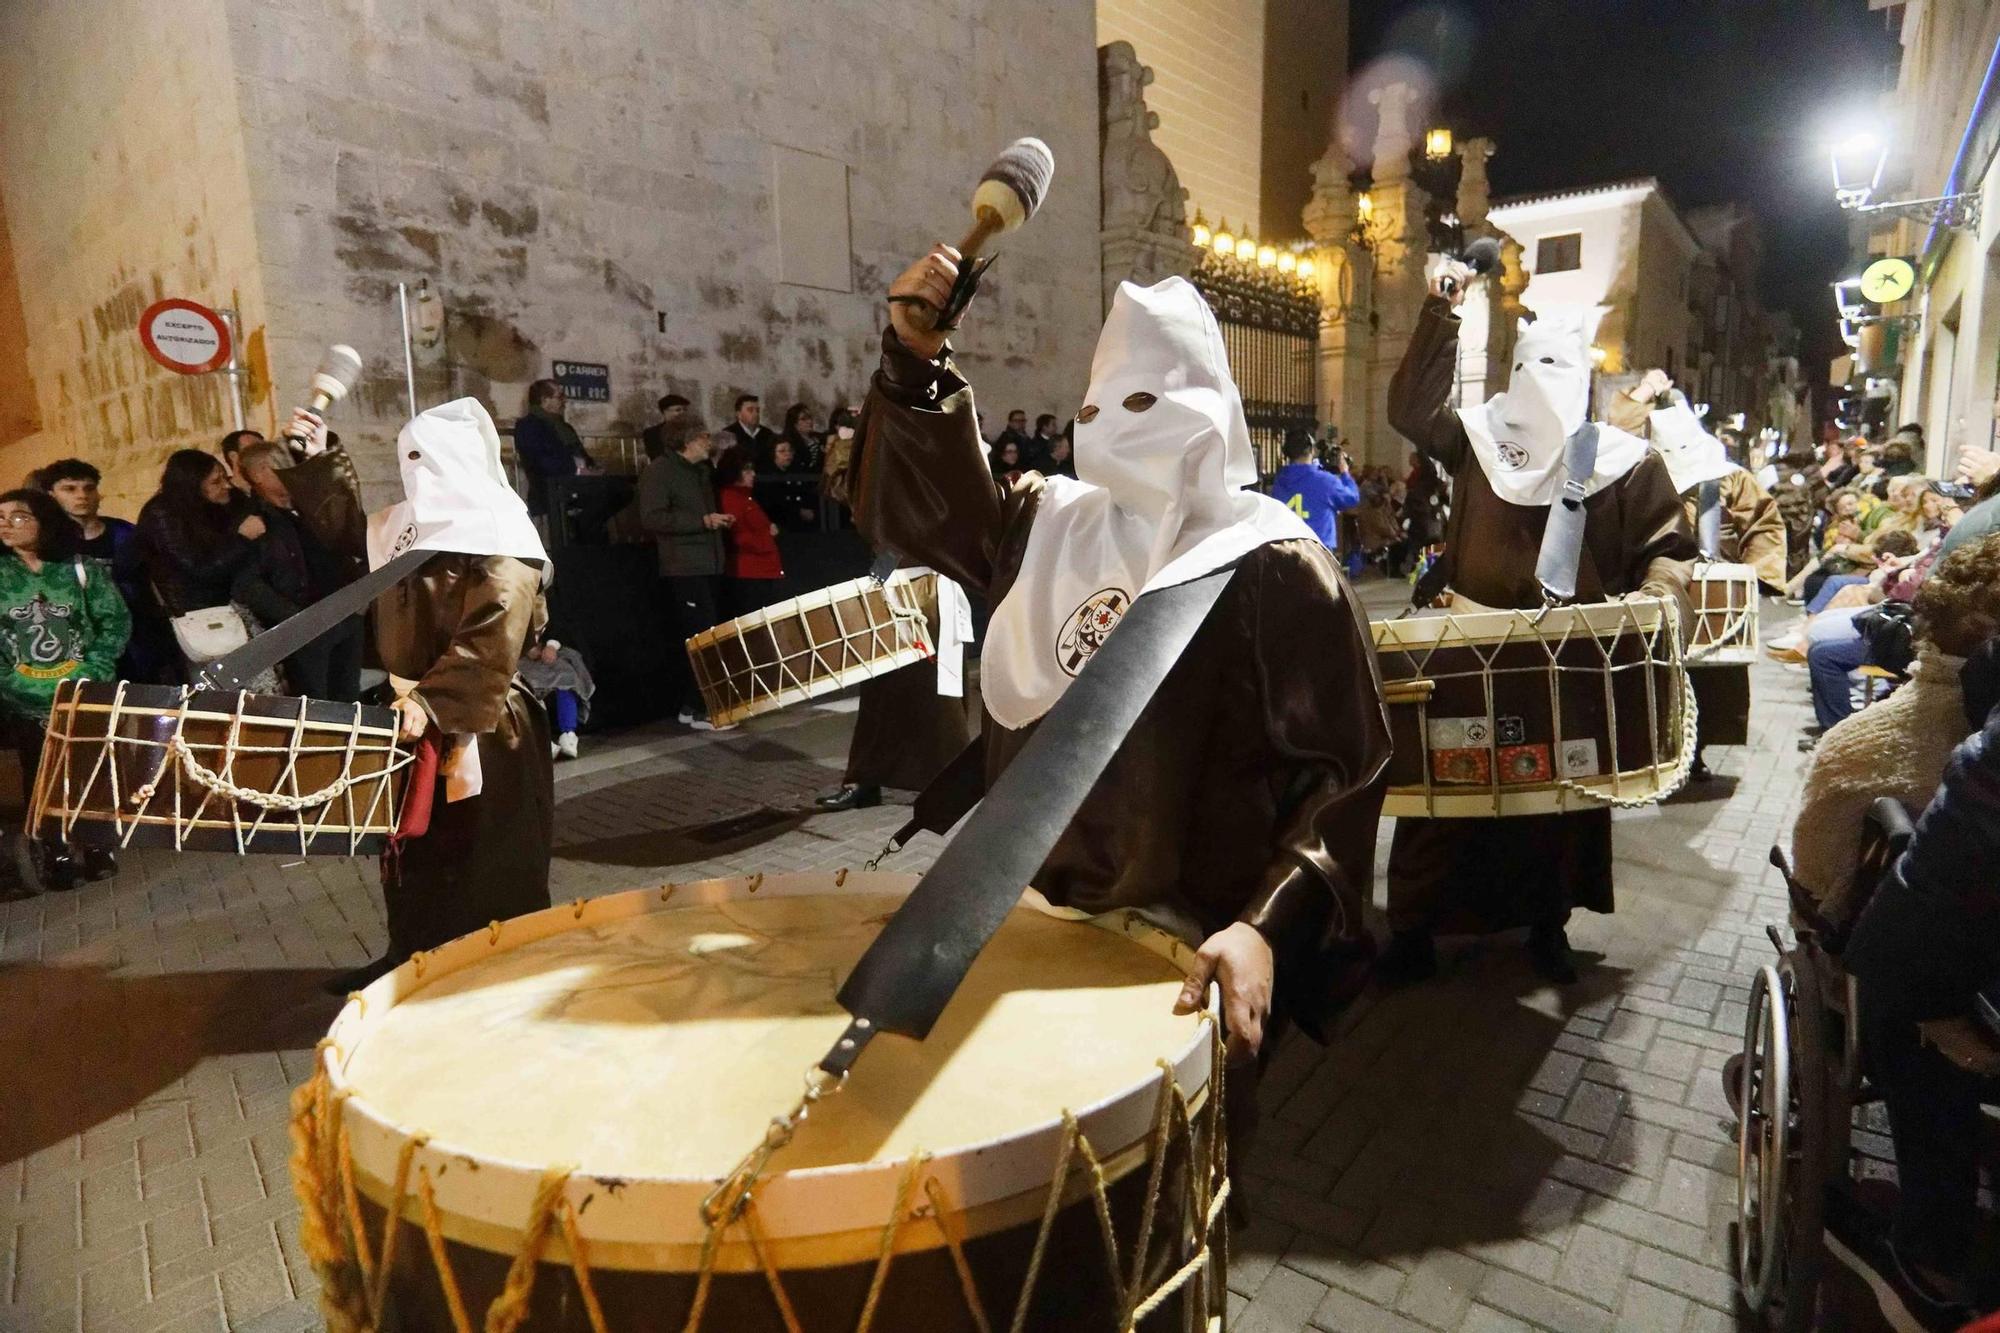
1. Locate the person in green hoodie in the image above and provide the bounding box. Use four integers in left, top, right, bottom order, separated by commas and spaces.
0, 487, 131, 889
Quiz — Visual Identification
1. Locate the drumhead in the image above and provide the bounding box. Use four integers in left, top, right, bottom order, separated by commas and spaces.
1371, 594, 1667, 652
322, 873, 1214, 1269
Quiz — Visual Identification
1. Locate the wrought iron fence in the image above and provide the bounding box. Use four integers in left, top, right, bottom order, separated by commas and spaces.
1191, 254, 1321, 479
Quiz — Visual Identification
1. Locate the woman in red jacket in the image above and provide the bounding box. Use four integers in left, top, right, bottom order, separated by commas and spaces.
715, 446, 786, 614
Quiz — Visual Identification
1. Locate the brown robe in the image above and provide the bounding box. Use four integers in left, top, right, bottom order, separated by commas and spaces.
853, 330, 1391, 1034
374, 553, 553, 958
1683, 466, 1785, 748
1385, 297, 1696, 934
843, 580, 977, 791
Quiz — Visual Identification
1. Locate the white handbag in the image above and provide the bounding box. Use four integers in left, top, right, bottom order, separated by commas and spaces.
170, 604, 251, 663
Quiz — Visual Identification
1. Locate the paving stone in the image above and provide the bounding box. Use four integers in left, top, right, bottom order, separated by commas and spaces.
1628, 1245, 1736, 1311
1282, 1235, 1406, 1306
1241, 1264, 1332, 1333
1477, 1268, 1615, 1333
1456, 1306, 1535, 1333
1552, 1224, 1635, 1304
1310, 1285, 1431, 1333
1393, 1249, 1491, 1329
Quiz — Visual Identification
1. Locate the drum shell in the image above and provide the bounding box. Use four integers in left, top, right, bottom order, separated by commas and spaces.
1373, 601, 1686, 817
687, 574, 936, 728
1686, 562, 1758, 665
351, 1126, 1204, 1332
29, 679, 405, 854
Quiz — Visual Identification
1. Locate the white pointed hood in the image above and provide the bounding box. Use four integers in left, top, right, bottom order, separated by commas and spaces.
1457, 305, 1648, 506
982, 277, 1313, 729
1646, 391, 1735, 493
366, 397, 549, 570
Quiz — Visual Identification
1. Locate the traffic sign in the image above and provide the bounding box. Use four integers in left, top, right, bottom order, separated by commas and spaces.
138, 299, 232, 375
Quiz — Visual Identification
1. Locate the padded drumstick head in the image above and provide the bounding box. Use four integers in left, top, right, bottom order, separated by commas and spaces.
309, 344, 364, 405
1462, 236, 1502, 275
971, 137, 1054, 232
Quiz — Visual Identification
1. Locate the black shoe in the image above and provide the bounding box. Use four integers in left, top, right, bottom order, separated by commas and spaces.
814, 784, 881, 812
79, 846, 117, 882
1688, 752, 1713, 782
23, 839, 79, 893
1527, 924, 1579, 985
322, 955, 398, 997
1376, 929, 1437, 987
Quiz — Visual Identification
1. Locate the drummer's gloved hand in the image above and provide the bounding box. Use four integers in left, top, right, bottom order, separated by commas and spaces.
1175, 921, 1273, 1063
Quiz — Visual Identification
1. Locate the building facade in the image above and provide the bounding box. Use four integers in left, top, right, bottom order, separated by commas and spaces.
0, 0, 1107, 511
1858, 0, 2000, 473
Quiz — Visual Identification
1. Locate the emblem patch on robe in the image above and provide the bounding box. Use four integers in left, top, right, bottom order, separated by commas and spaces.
1058, 588, 1129, 676
1495, 441, 1529, 470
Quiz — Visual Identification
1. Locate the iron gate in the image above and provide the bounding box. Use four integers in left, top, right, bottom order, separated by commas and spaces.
1192, 255, 1320, 479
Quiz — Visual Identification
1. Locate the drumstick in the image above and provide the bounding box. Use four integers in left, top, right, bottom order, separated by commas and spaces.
898, 138, 1054, 331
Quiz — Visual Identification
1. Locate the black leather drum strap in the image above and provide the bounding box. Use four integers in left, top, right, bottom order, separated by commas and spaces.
1696, 480, 1723, 560
821, 565, 1238, 1076
199, 548, 436, 691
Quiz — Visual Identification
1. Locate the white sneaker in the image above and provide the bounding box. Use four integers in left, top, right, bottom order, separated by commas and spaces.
557, 732, 579, 759
687, 714, 715, 732
550, 742, 560, 759
677, 707, 695, 725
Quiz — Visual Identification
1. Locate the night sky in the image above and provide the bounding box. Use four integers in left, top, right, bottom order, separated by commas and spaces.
1348, 0, 1903, 389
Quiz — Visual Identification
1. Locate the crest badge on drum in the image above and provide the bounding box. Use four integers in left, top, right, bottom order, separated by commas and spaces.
1058, 587, 1129, 676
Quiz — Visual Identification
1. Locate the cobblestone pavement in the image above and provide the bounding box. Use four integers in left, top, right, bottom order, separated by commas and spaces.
0, 583, 1852, 1331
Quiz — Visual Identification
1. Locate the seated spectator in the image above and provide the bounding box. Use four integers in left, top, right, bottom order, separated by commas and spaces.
518, 637, 594, 761
1803, 527, 1919, 616
714, 445, 785, 614
1790, 534, 2000, 915
35, 458, 170, 683
778, 404, 823, 473
232, 441, 362, 701
1046, 424, 1078, 478
1844, 632, 2000, 1318
1863, 474, 1929, 542
0, 487, 130, 887
1269, 432, 1356, 554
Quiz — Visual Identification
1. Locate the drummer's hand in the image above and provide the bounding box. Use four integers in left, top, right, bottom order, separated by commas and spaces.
392, 696, 430, 741
1428, 260, 1475, 308
1631, 368, 1673, 402
887, 244, 961, 360
1175, 921, 1273, 1061
1958, 444, 2000, 489
285, 407, 328, 456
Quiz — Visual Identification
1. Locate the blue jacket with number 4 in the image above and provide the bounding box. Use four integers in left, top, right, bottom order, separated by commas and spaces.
1270, 462, 1360, 552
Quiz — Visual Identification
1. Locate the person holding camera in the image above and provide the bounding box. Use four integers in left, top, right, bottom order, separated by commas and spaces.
1269, 430, 1358, 556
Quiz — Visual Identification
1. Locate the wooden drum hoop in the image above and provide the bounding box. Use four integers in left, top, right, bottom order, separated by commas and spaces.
291, 872, 1228, 1332
686, 572, 937, 729
1371, 596, 1696, 818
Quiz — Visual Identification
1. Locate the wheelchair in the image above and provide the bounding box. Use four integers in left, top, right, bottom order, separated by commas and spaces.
1732, 797, 1916, 1331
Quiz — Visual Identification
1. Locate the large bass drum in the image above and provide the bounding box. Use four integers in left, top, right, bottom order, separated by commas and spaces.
290, 872, 1226, 1331
1371, 597, 1693, 818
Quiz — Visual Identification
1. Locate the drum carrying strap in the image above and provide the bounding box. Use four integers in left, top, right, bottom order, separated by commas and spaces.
1533, 422, 1600, 605
822, 564, 1238, 1078
1695, 479, 1723, 560
199, 547, 436, 690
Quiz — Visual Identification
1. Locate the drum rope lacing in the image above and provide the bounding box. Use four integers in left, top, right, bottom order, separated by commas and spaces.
1682, 563, 1757, 664
288, 1020, 1231, 1332
1536, 599, 1701, 809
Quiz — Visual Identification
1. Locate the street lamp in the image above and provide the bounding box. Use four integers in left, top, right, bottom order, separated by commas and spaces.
1256, 244, 1278, 269
1190, 210, 1212, 250
1829, 130, 1884, 208
1425, 126, 1454, 163
1211, 221, 1236, 257
1235, 235, 1257, 263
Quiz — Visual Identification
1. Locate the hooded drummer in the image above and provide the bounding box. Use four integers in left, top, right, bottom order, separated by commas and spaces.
1381, 264, 1696, 986
1613, 371, 1786, 777
848, 243, 1391, 1066
326, 399, 555, 993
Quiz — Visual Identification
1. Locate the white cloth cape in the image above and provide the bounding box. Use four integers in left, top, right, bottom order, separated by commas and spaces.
1647, 392, 1734, 494
365, 397, 550, 800
1456, 306, 1648, 506
983, 277, 1314, 730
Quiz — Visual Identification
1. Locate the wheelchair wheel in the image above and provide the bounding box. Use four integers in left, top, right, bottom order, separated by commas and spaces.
1736, 953, 1830, 1331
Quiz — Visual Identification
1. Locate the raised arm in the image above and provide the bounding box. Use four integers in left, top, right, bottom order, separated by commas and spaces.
1387, 283, 1475, 473
849, 245, 1007, 595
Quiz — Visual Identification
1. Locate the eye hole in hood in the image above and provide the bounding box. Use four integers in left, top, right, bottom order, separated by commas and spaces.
1121, 391, 1157, 413
1076, 404, 1100, 423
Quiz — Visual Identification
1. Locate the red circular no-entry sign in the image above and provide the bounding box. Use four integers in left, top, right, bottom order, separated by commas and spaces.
138, 298, 231, 375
